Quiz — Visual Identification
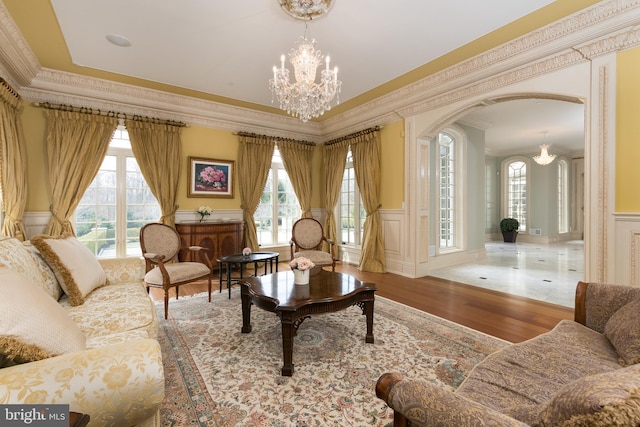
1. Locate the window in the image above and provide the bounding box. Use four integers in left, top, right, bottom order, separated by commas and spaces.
255, 147, 301, 246
74, 127, 161, 257
339, 150, 366, 246
439, 133, 455, 248
558, 159, 569, 233
505, 159, 527, 231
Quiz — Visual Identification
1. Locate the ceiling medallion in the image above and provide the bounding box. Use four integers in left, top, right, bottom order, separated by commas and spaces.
279, 0, 333, 21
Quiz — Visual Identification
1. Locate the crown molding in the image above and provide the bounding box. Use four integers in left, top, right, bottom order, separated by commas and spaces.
320, 0, 640, 137
2, 0, 640, 143
0, 1, 39, 88
20, 68, 324, 143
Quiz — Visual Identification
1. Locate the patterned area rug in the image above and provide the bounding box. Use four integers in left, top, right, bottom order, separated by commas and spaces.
157, 288, 509, 426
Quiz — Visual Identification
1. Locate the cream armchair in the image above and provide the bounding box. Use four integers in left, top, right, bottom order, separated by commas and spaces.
140, 223, 214, 319
289, 218, 337, 271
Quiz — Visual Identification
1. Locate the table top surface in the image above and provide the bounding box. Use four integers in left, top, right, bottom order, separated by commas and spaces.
218, 251, 279, 263
240, 269, 376, 310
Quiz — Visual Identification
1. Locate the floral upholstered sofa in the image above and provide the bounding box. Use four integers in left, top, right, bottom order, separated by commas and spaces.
0, 235, 164, 427
376, 281, 640, 426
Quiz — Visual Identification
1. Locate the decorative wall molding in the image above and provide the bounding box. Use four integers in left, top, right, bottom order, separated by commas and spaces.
614, 213, 640, 287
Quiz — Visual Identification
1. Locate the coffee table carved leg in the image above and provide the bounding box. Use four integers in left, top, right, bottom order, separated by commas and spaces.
240, 287, 252, 333
280, 313, 295, 376
359, 300, 375, 344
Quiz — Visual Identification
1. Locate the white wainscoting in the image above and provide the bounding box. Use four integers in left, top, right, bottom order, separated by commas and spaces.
613, 213, 640, 288
23, 212, 50, 238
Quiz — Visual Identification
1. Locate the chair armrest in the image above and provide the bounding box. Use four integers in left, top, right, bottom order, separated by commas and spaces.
0, 339, 164, 426
376, 373, 528, 427
184, 246, 213, 269
575, 281, 640, 332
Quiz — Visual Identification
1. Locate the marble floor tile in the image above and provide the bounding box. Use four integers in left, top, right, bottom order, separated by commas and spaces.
428, 240, 584, 308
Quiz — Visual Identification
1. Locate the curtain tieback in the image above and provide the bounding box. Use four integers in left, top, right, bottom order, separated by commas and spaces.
159, 205, 179, 222
49, 206, 70, 226
4, 214, 22, 224
366, 204, 382, 217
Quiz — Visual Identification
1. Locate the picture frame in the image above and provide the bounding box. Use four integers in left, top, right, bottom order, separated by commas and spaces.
188, 157, 235, 198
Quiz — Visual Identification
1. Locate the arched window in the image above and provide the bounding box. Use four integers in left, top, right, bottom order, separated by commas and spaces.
558, 158, 569, 233
503, 158, 528, 232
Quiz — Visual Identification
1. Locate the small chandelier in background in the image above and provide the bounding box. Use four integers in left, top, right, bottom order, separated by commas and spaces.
270, 0, 341, 122
533, 132, 557, 166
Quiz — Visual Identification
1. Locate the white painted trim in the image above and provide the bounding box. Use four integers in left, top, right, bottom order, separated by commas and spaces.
613, 213, 640, 287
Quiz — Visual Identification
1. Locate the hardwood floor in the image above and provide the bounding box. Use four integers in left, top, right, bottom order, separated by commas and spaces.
148, 261, 574, 343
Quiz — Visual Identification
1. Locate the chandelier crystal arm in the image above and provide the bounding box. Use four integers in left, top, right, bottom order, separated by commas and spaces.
270, 0, 341, 122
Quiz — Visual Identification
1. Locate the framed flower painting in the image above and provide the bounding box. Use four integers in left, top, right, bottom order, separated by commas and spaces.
188, 157, 235, 198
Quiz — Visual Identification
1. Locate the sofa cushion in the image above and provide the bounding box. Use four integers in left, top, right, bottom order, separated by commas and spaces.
60, 281, 158, 340
31, 234, 106, 306
604, 297, 640, 366
0, 237, 62, 300
457, 320, 620, 412
538, 364, 640, 427
0, 268, 86, 364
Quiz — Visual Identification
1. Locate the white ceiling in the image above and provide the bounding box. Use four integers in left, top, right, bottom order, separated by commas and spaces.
44, 0, 584, 154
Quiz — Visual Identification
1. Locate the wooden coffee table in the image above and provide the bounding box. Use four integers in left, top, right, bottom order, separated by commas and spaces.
240, 269, 377, 376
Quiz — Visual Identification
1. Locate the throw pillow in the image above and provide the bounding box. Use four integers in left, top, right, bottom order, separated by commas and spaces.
0, 269, 86, 364
0, 237, 62, 300
538, 365, 640, 427
604, 297, 640, 366
30, 234, 106, 306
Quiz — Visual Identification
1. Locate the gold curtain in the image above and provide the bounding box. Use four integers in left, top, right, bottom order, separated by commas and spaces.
126, 119, 183, 228
351, 129, 387, 273
45, 110, 117, 236
0, 79, 28, 240
278, 139, 314, 218
323, 140, 349, 252
237, 133, 275, 251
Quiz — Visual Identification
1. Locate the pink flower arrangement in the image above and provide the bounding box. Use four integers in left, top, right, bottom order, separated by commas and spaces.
199, 166, 226, 187
289, 257, 315, 271
242, 247, 252, 256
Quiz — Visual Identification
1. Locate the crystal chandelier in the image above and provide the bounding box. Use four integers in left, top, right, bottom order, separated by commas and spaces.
533, 133, 556, 166
269, 0, 341, 122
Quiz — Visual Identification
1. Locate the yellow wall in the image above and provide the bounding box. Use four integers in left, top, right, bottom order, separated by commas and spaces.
20, 104, 402, 214
379, 121, 404, 209
178, 126, 240, 211
616, 46, 640, 212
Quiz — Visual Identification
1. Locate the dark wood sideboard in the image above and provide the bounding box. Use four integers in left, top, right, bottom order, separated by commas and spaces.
176, 221, 245, 270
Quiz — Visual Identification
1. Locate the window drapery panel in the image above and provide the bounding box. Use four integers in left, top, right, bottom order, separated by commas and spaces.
126, 119, 183, 228
237, 134, 275, 251
323, 140, 349, 253
44, 110, 117, 236
278, 139, 314, 219
351, 130, 386, 273
0, 79, 28, 241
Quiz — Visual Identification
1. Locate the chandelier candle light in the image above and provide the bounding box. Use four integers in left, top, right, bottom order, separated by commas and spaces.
270, 0, 341, 122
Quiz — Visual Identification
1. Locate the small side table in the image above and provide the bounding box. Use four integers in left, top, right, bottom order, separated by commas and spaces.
217, 252, 279, 298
